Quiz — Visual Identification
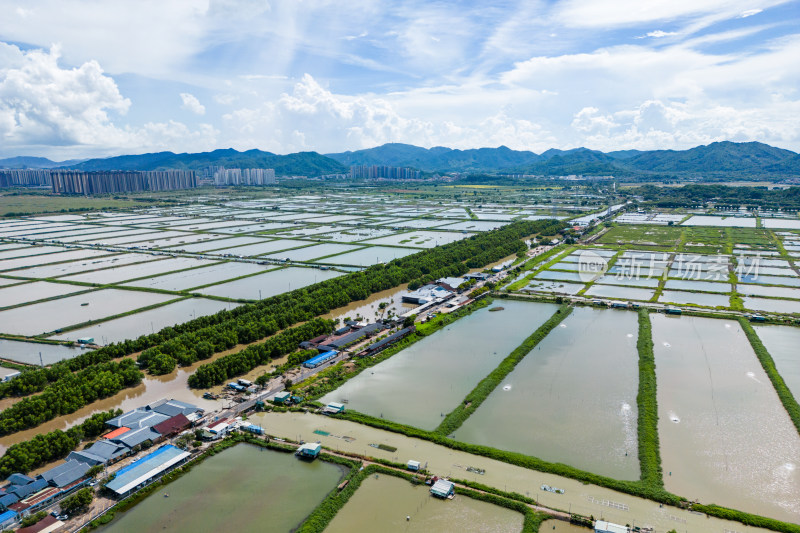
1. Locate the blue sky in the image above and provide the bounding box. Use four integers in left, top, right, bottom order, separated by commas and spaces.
0, 0, 798, 159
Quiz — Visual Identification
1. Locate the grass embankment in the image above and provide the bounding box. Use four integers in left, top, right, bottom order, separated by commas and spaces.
738, 317, 800, 437
635, 309, 662, 487
435, 304, 572, 436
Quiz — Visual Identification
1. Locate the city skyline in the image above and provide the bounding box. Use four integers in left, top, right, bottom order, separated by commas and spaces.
0, 0, 798, 159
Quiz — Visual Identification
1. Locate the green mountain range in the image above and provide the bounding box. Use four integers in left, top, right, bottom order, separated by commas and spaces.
64, 149, 347, 176
2, 141, 797, 178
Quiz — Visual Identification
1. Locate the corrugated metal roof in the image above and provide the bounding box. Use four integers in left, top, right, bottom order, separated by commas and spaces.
102, 426, 131, 440
153, 413, 190, 436
106, 445, 190, 495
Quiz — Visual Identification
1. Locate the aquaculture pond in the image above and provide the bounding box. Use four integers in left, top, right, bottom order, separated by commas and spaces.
324, 474, 524, 533
122, 261, 271, 291
651, 314, 800, 522
321, 301, 559, 430
50, 298, 239, 345
0, 280, 88, 308
0, 289, 176, 336
0, 339, 84, 365
95, 444, 346, 533
196, 266, 343, 300
457, 307, 640, 480
317, 245, 418, 266
753, 324, 800, 399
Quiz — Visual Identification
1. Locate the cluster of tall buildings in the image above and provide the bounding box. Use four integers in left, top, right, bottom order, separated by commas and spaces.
50, 170, 197, 194
0, 169, 52, 187
349, 165, 422, 180
209, 167, 276, 186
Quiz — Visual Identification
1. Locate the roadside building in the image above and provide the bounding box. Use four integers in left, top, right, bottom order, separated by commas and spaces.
296, 442, 321, 459
430, 479, 455, 498
302, 350, 338, 369
323, 402, 345, 414
104, 445, 191, 498
402, 284, 452, 304
152, 414, 191, 438
594, 520, 629, 533
16, 514, 63, 533
273, 391, 292, 405
407, 460, 421, 472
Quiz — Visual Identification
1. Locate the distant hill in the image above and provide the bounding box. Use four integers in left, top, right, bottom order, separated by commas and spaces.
4, 141, 798, 179
66, 149, 347, 176
0, 156, 85, 169
326, 143, 541, 172
622, 141, 797, 173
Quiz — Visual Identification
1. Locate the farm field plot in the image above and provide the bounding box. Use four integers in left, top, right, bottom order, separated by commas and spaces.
0, 338, 85, 365
196, 266, 342, 300
3, 253, 159, 279
0, 280, 89, 308
658, 290, 730, 307
652, 314, 800, 522
584, 285, 655, 300
122, 262, 271, 291
597, 225, 681, 247
50, 297, 239, 345
321, 301, 559, 430
206, 239, 310, 257
324, 474, 524, 533
525, 280, 586, 294
362, 230, 473, 248
94, 444, 345, 533
753, 324, 800, 398
60, 257, 219, 284
0, 289, 176, 336
0, 248, 111, 271
318, 246, 417, 266
263, 242, 363, 262
742, 296, 800, 314
457, 307, 640, 480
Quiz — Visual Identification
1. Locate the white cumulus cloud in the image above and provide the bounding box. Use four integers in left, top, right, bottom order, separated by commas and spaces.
180, 92, 206, 115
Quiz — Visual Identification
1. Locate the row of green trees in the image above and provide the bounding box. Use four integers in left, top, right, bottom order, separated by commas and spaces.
636, 309, 663, 488
0, 360, 141, 436
187, 319, 334, 388
1, 219, 564, 402
0, 409, 120, 479
435, 304, 572, 436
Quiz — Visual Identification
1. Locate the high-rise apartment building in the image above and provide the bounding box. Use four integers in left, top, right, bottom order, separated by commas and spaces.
349, 165, 421, 180
50, 170, 197, 194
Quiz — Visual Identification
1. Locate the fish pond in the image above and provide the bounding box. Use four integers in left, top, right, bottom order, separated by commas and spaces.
95, 443, 345, 533
456, 307, 640, 480
321, 300, 559, 430
324, 474, 524, 533
652, 314, 800, 522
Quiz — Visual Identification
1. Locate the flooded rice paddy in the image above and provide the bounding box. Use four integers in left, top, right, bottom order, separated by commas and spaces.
324, 474, 524, 533
321, 301, 559, 430
652, 314, 800, 522
457, 307, 640, 480
95, 443, 345, 533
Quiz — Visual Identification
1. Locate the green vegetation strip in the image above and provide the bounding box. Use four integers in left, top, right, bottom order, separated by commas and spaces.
635, 309, 663, 488
435, 304, 572, 436
738, 317, 800, 437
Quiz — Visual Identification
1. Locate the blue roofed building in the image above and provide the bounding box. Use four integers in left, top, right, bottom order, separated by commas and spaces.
105, 445, 191, 498
0, 509, 16, 529
40, 460, 91, 489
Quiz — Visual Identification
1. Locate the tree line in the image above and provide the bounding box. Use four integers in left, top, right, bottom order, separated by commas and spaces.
0, 360, 141, 436
0, 409, 121, 479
